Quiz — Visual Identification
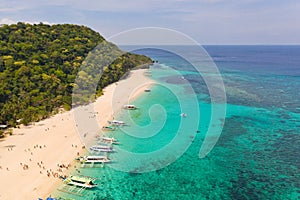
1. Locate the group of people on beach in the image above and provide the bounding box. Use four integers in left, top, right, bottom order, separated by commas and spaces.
46, 168, 62, 178
0, 166, 10, 171
7, 147, 14, 151
12, 143, 75, 179
34, 144, 46, 149
38, 161, 73, 179
20, 163, 29, 170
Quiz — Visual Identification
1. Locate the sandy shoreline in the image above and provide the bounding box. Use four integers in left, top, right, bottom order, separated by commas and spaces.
0, 69, 155, 200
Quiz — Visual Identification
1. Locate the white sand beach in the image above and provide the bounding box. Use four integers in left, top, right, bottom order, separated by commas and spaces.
0, 69, 155, 200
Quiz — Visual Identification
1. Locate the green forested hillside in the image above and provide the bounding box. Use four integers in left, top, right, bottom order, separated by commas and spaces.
0, 22, 152, 127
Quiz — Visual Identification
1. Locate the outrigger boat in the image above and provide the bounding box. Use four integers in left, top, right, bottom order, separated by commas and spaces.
57, 175, 98, 196
99, 137, 119, 144
76, 155, 111, 164
107, 120, 125, 126
62, 175, 97, 189
102, 125, 116, 131
123, 104, 138, 110
90, 145, 114, 153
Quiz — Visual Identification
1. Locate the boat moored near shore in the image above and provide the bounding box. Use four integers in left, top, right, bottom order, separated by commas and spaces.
102, 125, 116, 131
99, 137, 119, 144
76, 155, 111, 164
107, 120, 125, 126
123, 104, 138, 110
61, 175, 98, 189
90, 145, 114, 153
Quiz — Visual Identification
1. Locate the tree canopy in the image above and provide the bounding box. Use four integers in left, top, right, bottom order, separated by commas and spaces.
0, 22, 152, 126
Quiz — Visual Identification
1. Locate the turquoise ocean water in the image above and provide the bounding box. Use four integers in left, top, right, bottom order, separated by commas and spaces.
57, 46, 300, 200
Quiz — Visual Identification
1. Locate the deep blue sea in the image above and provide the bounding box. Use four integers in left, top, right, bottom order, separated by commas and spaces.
57, 45, 300, 200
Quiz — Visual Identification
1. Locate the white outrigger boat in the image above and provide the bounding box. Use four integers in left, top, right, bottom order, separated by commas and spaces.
90, 145, 114, 153
107, 120, 125, 126
123, 104, 138, 110
76, 155, 111, 164
99, 137, 119, 144
62, 175, 97, 189
58, 175, 98, 196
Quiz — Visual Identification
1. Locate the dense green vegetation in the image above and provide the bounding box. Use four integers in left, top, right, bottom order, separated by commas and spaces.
0, 22, 152, 128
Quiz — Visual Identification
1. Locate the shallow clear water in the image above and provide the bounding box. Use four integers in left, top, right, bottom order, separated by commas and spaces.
57, 46, 300, 200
